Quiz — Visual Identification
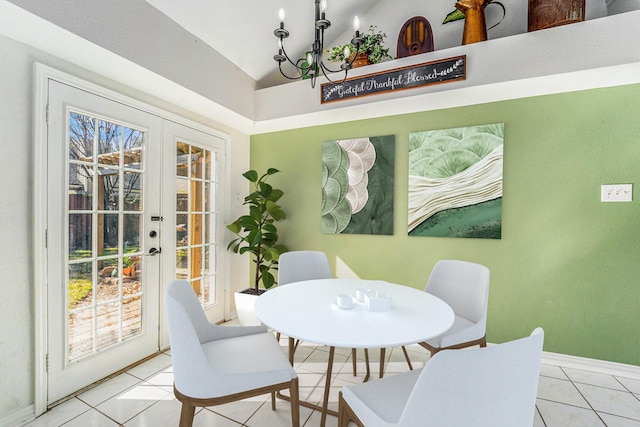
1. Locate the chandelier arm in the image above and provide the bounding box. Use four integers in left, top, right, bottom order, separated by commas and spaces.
317, 61, 350, 85
279, 41, 309, 72
278, 60, 313, 81
317, 58, 350, 75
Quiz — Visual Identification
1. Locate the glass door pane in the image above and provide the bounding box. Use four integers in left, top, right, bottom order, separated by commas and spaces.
175, 141, 219, 306
67, 112, 146, 361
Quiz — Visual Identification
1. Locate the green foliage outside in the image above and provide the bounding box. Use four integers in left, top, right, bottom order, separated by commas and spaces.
68, 278, 92, 310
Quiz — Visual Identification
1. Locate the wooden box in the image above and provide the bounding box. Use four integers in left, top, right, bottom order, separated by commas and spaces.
528, 0, 586, 31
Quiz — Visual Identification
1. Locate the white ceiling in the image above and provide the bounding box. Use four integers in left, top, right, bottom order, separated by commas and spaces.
145, 0, 380, 88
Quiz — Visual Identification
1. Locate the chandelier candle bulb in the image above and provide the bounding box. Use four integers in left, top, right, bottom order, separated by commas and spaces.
279, 8, 285, 26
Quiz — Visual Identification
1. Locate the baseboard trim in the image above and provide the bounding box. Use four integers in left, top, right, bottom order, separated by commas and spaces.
0, 405, 34, 427
542, 350, 640, 380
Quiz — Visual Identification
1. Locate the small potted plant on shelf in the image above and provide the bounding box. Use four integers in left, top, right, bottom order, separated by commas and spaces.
327, 25, 393, 67
226, 168, 288, 325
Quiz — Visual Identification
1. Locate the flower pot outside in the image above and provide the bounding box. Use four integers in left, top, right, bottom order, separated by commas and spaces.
234, 289, 263, 326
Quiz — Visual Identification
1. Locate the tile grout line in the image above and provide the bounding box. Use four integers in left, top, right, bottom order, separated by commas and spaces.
559, 366, 613, 426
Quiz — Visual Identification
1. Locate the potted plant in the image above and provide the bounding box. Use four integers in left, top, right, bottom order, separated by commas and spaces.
226, 168, 288, 325
326, 25, 393, 67
122, 255, 139, 278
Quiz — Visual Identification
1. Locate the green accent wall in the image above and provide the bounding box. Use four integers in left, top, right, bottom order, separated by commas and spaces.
250, 84, 640, 366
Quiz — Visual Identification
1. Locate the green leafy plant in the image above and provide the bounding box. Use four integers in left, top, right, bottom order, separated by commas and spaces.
326, 25, 393, 64
226, 168, 288, 293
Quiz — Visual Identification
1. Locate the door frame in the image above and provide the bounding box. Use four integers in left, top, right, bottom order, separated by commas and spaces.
33, 63, 232, 414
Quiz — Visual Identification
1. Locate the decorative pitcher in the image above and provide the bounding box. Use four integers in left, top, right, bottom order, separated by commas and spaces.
455, 0, 490, 45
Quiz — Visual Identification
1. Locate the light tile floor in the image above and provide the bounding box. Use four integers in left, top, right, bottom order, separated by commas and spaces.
25, 333, 640, 427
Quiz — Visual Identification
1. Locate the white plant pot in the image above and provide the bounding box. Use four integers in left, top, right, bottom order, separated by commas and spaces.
234, 290, 262, 326
606, 0, 640, 14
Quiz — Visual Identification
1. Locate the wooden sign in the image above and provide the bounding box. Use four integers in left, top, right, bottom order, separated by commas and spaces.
321, 55, 466, 104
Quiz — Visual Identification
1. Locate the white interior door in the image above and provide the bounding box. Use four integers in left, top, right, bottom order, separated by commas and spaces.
46, 81, 164, 403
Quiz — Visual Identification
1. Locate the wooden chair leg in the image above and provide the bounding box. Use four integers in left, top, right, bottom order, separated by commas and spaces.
290, 377, 300, 427
338, 392, 350, 427
401, 345, 414, 370
363, 348, 371, 382
271, 391, 276, 410
352, 348, 357, 376
338, 392, 364, 427
179, 402, 196, 427
379, 348, 386, 378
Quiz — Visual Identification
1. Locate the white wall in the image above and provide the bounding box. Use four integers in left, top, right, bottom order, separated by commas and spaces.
331, 0, 608, 53
6, 0, 258, 121
0, 34, 34, 423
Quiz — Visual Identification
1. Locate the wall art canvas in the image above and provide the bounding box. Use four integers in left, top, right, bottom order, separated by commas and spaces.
322, 135, 395, 235
408, 123, 503, 239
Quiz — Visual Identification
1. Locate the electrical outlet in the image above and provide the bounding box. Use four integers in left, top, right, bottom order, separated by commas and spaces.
601, 184, 633, 202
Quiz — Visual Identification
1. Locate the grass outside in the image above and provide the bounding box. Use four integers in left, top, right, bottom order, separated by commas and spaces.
68, 278, 92, 310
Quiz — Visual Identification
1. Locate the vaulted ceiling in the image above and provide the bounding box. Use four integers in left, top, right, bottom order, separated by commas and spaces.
145, 0, 382, 88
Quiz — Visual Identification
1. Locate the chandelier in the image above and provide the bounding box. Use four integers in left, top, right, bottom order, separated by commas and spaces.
273, 0, 364, 88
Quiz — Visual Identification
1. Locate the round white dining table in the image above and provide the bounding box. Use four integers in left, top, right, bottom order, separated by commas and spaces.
254, 278, 454, 426
254, 278, 454, 349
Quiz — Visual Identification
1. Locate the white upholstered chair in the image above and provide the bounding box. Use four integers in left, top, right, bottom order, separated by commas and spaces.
419, 259, 490, 355
278, 250, 365, 377
278, 250, 333, 285
392, 260, 490, 373
166, 280, 300, 427
339, 328, 544, 427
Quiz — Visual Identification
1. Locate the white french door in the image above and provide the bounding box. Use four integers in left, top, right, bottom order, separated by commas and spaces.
47, 81, 163, 402
44, 78, 227, 405
160, 121, 227, 333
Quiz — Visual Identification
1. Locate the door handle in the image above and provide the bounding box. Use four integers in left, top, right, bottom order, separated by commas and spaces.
146, 247, 161, 256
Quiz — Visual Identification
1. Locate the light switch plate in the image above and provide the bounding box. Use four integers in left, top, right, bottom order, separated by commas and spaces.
601, 184, 633, 202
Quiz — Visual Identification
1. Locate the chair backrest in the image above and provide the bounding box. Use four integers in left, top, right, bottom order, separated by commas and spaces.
425, 260, 490, 325
401, 328, 544, 426
167, 279, 213, 343
165, 280, 213, 396
278, 251, 332, 285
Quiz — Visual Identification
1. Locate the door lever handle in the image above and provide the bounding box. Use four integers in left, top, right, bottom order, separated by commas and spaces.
146, 247, 161, 256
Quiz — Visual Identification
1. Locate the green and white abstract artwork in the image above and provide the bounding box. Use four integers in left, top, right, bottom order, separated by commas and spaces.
322, 135, 395, 235
408, 124, 503, 239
